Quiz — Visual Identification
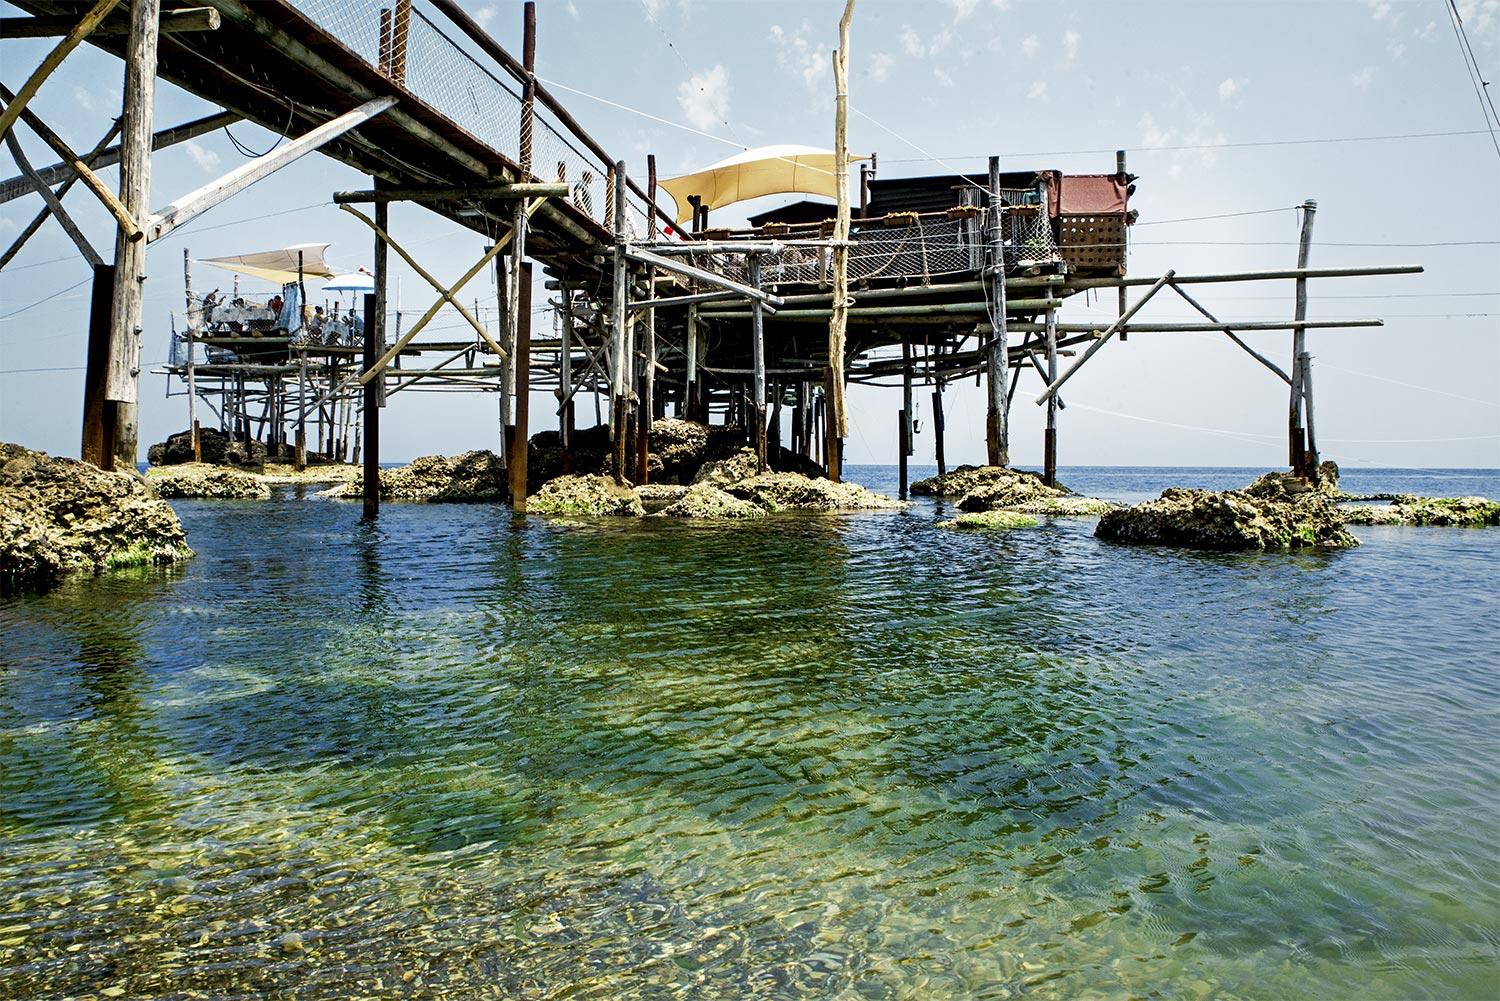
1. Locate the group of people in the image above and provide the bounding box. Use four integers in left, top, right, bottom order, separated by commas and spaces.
198, 288, 362, 344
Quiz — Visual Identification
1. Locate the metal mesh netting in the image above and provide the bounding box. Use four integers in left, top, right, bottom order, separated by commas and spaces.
286, 0, 646, 233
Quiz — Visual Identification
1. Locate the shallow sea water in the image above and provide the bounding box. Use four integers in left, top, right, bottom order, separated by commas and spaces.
2, 466, 1497, 999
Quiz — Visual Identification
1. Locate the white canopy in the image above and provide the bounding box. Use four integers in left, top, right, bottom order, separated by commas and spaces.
200, 243, 336, 285
322, 270, 375, 293
659, 145, 865, 225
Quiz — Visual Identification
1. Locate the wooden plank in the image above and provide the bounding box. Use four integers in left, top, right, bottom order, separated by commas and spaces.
145, 96, 396, 242
0, 0, 118, 143
0, 8, 218, 38
331, 181, 568, 204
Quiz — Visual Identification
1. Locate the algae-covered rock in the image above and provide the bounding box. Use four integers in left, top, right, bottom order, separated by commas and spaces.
656, 483, 767, 520
1012, 496, 1115, 517
146, 463, 271, 500
692, 447, 762, 489
1097, 476, 1357, 551
1342, 495, 1500, 527
528, 474, 644, 517
941, 510, 1040, 531
1, 443, 193, 593
956, 468, 1070, 512
344, 451, 506, 502
636, 483, 690, 513
726, 472, 905, 512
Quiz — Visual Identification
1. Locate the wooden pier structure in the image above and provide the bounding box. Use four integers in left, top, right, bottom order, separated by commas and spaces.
1, 0, 1422, 513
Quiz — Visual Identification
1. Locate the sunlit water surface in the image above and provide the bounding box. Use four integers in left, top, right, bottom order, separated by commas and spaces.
2, 466, 1497, 999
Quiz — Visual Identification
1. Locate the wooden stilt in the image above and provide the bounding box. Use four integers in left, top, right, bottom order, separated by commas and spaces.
610, 160, 629, 483
1116, 150, 1128, 340
80, 263, 116, 468
900, 335, 912, 499
510, 262, 532, 509
363, 187, 387, 521
1301, 350, 1320, 479
1044, 306, 1058, 486
1290, 199, 1316, 475
104, 0, 158, 471
559, 290, 574, 473
826, 0, 856, 482
985, 155, 1009, 467
750, 254, 768, 471
931, 381, 946, 480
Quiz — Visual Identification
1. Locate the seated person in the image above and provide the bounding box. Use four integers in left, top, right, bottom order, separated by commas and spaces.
267, 294, 285, 324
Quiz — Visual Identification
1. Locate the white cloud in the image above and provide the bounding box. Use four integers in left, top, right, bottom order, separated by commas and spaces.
1217, 77, 1244, 101
678, 64, 730, 132
1418, 19, 1438, 39
566, 1, 579, 19
1139, 112, 1172, 150
943, 0, 981, 18
1388, 40, 1406, 58
1027, 80, 1047, 100
934, 67, 956, 88
474, 4, 496, 26
1060, 29, 1080, 67
642, 0, 664, 22
1364, 0, 1393, 20
1351, 66, 1376, 89
72, 86, 94, 110
1021, 35, 1040, 57
770, 22, 829, 91
185, 140, 220, 173
898, 24, 953, 59
868, 52, 895, 83
1455, 0, 1498, 34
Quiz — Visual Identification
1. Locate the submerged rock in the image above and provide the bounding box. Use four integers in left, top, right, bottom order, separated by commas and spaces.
146, 463, 271, 500
147, 427, 267, 470
726, 471, 906, 512
941, 510, 1040, 531
1342, 495, 1500, 528
342, 451, 506, 502
655, 483, 766, 520
1, 443, 193, 593
528, 474, 644, 517
635, 483, 689, 513
1097, 471, 1358, 550
1012, 496, 1115, 516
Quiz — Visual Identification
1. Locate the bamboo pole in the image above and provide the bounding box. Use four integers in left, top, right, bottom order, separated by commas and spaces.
826, 0, 856, 482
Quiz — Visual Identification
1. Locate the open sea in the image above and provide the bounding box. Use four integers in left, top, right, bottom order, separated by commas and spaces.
2, 466, 1497, 999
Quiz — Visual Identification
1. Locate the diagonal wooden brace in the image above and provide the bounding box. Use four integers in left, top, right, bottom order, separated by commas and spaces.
0, 0, 117, 144
0, 83, 141, 240
358, 198, 547, 385
1035, 270, 1174, 405
3, 132, 102, 267
339, 202, 505, 360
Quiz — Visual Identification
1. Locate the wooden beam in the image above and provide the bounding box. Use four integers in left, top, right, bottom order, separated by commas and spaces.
2, 132, 102, 267
1067, 265, 1422, 289
338, 203, 506, 359
0, 117, 120, 270
1168, 281, 1291, 385
144, 96, 396, 242
0, 83, 141, 239
1035, 270, 1175, 405
0, 7, 218, 38
623, 245, 783, 306
0, 0, 118, 143
332, 181, 568, 204
0, 110, 238, 205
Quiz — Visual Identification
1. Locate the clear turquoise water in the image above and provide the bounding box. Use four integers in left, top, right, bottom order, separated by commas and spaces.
2, 467, 1497, 999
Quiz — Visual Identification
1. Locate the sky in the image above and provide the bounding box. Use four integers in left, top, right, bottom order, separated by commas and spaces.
1, 0, 1497, 468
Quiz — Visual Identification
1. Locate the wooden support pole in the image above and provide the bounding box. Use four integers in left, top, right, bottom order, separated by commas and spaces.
390, 0, 412, 85
363, 187, 388, 521
1300, 350, 1320, 478
559, 291, 574, 472
610, 161, 629, 483
0, 0, 118, 144
1116, 149, 1128, 337
104, 0, 158, 471
296, 349, 308, 471
985, 155, 1010, 467
183, 249, 200, 461
685, 302, 699, 421
518, 1, 536, 173
1290, 198, 1316, 474
899, 335, 912, 499
931, 381, 946, 480
826, 0, 855, 483
510, 262, 532, 509
750, 254, 768, 472
81, 264, 116, 468
1043, 306, 1058, 487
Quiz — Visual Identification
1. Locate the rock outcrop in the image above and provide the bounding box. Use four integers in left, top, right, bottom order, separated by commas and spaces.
147, 427, 267, 470
636, 483, 690, 513
1342, 495, 1500, 528
528, 474, 645, 517
725, 471, 906, 512
917, 464, 1111, 517
1097, 471, 1358, 550
146, 463, 271, 500
656, 483, 767, 519
341, 451, 506, 502
1, 443, 193, 593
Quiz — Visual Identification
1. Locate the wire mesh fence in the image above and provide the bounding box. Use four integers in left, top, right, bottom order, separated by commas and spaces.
285, 0, 649, 234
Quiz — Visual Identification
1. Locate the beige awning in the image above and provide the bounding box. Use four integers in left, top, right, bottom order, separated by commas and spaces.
659, 145, 865, 225
200, 243, 336, 285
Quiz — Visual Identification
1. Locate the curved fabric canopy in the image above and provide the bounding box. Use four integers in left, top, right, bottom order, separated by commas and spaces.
200, 243, 335, 285
659, 145, 865, 225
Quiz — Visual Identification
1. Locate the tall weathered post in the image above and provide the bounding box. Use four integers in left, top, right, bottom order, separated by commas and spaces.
1116, 150, 1128, 337
610, 160, 629, 484
1043, 306, 1059, 486
899, 335, 912, 499
826, 0, 855, 481
510, 263, 532, 510
104, 0, 159, 470
362, 186, 389, 521
81, 264, 117, 467
182, 249, 201, 461
985, 155, 1009, 467
1290, 198, 1316, 475
750, 253, 768, 471
559, 290, 574, 472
